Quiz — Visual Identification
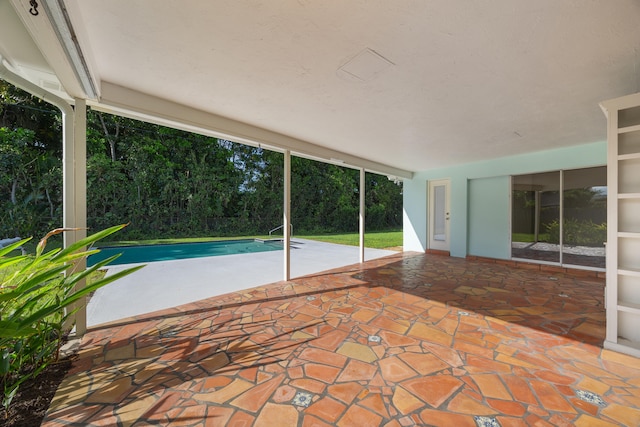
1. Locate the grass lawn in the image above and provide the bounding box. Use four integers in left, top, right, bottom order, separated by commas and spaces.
296, 230, 402, 249
98, 230, 402, 250
512, 233, 550, 243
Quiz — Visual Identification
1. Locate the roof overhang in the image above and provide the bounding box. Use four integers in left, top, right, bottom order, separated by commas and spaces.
2, 0, 640, 177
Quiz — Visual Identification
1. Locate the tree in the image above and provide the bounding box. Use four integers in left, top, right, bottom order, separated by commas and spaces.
1, 78, 403, 242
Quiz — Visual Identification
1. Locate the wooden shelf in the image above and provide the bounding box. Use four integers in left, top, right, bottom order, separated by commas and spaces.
619, 193, 640, 199
619, 232, 640, 238
619, 153, 640, 161
618, 301, 640, 315
619, 268, 640, 277
619, 124, 640, 134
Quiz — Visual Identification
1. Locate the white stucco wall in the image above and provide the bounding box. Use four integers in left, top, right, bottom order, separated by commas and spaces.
403, 141, 607, 259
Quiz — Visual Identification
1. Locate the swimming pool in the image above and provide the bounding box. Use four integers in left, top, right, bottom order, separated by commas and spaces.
87, 239, 283, 266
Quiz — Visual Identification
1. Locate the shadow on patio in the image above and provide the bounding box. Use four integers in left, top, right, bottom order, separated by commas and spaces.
43, 253, 640, 426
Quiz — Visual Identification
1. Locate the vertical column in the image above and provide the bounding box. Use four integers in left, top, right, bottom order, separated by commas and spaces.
558, 170, 564, 266
359, 168, 365, 263
605, 107, 618, 345
63, 99, 88, 336
283, 150, 291, 281
534, 191, 540, 242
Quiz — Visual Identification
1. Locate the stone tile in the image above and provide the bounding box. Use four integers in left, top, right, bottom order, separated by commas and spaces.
313, 329, 350, 351
337, 404, 383, 427
291, 378, 327, 394
305, 363, 342, 384
42, 254, 634, 427
529, 380, 576, 414
465, 355, 512, 373
85, 376, 135, 404
421, 342, 464, 367
230, 374, 284, 413
300, 347, 348, 368
378, 330, 420, 347
48, 372, 94, 408
486, 398, 526, 416
193, 378, 253, 403
392, 385, 424, 415
105, 342, 135, 361
359, 393, 390, 418
305, 396, 347, 423
401, 375, 463, 408
227, 410, 256, 427
370, 316, 410, 334
407, 322, 452, 346
600, 403, 640, 426
534, 370, 576, 385
292, 331, 315, 340
569, 397, 600, 416
336, 359, 378, 382
199, 352, 231, 374
378, 356, 418, 382
337, 342, 379, 363
418, 408, 477, 427
398, 352, 448, 376
601, 349, 640, 369
205, 406, 234, 426
302, 414, 335, 427
503, 375, 538, 405
471, 374, 512, 400
254, 402, 299, 427
573, 414, 622, 427
272, 385, 297, 403
328, 382, 364, 405
446, 393, 497, 415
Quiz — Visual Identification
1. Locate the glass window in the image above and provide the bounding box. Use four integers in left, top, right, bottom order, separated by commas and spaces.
511, 167, 606, 270
562, 167, 606, 268
512, 172, 560, 263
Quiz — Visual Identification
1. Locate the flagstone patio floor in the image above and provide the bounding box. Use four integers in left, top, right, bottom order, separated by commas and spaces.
43, 253, 640, 426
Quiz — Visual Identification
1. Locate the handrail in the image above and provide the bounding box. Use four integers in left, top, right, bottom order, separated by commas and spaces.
269, 224, 293, 237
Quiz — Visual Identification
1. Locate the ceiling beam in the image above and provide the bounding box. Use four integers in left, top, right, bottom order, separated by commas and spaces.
93, 82, 413, 179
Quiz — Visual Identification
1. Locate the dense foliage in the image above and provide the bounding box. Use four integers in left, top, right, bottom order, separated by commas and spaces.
1, 80, 402, 242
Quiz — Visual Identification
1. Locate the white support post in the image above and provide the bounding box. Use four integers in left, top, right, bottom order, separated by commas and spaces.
283, 150, 291, 281
63, 99, 88, 336
534, 191, 540, 242
359, 168, 365, 263
559, 170, 564, 266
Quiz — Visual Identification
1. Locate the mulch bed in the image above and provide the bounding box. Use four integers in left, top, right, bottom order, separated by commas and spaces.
0, 358, 72, 427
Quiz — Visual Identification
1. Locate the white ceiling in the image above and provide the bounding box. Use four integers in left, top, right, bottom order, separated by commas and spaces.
2, 0, 640, 174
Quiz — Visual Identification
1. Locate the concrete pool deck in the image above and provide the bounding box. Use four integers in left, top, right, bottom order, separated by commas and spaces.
87, 239, 398, 326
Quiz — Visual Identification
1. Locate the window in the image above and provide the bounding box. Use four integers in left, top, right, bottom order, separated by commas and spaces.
511, 167, 606, 269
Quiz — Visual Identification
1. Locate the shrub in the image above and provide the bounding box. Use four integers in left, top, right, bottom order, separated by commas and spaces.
546, 219, 607, 247
0, 225, 143, 411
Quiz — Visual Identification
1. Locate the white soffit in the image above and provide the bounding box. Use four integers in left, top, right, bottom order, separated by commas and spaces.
7, 0, 640, 173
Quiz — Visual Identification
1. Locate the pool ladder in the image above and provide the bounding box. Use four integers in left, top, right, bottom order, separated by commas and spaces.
268, 224, 293, 237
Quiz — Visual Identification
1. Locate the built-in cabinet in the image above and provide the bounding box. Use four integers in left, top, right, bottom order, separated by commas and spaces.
601, 92, 640, 357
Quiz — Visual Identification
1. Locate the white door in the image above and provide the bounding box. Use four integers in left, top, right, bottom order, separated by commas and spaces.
428, 179, 450, 251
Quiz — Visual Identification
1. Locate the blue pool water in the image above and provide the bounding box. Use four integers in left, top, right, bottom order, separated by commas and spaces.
87, 239, 282, 266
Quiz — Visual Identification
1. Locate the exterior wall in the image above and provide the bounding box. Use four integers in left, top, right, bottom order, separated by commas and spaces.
403, 141, 607, 258
468, 176, 510, 259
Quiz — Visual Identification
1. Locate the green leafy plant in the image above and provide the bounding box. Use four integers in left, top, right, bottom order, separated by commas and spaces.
0, 224, 144, 412
546, 219, 607, 247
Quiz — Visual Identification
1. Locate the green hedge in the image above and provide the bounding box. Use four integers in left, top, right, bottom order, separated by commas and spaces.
546, 219, 606, 247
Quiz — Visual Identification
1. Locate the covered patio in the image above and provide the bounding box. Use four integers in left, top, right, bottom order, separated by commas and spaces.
41, 253, 640, 426
2, 1, 640, 424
